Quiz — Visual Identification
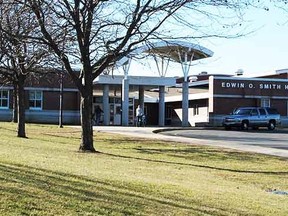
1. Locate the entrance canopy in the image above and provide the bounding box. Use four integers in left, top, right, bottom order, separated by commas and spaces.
116, 40, 214, 68
143, 40, 213, 63
97, 40, 214, 127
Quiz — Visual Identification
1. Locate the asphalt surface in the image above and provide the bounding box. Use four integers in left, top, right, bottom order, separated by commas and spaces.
94, 126, 288, 158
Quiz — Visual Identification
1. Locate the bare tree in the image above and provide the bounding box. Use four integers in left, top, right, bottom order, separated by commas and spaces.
272, 0, 288, 24
0, 1, 52, 137
17, 0, 259, 151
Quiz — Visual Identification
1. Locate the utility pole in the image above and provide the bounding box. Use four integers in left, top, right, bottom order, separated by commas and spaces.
59, 71, 64, 128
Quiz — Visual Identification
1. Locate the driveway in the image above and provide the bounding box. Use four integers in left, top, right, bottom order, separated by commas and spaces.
159, 128, 288, 158
95, 126, 288, 158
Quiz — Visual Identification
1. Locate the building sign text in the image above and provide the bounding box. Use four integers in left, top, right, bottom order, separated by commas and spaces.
221, 82, 287, 90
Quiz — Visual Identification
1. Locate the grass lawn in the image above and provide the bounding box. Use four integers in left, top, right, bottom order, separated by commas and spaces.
0, 123, 287, 216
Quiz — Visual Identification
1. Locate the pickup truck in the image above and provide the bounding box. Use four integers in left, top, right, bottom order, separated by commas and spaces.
223, 107, 281, 130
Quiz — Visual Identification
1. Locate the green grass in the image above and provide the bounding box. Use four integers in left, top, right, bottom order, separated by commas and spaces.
0, 122, 287, 216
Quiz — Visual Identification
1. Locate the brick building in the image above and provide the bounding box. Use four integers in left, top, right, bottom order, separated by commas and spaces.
1, 69, 288, 127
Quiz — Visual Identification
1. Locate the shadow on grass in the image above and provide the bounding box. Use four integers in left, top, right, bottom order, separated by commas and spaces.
100, 136, 163, 145
101, 152, 288, 175
25, 132, 81, 146
0, 162, 220, 215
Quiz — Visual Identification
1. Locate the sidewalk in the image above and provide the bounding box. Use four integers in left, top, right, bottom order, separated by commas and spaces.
94, 126, 288, 158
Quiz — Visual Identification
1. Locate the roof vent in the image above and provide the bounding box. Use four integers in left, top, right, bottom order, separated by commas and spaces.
199, 71, 208, 75
235, 69, 244, 76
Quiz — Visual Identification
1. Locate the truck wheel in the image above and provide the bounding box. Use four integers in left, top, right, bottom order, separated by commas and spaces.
268, 121, 276, 130
225, 126, 231, 130
241, 121, 249, 130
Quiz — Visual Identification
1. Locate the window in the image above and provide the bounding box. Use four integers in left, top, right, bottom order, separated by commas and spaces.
193, 105, 199, 116
250, 109, 258, 116
29, 91, 42, 110
259, 108, 266, 115
261, 98, 270, 107
235, 108, 251, 115
0, 90, 9, 109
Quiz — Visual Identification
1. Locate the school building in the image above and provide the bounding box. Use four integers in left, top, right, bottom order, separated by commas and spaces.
1, 40, 288, 127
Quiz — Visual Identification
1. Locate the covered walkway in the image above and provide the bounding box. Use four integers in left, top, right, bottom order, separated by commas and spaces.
93, 40, 213, 126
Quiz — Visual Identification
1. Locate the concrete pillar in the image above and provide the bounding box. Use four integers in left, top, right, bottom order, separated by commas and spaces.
182, 81, 189, 127
138, 86, 144, 110
158, 86, 165, 126
103, 84, 110, 125
122, 78, 129, 126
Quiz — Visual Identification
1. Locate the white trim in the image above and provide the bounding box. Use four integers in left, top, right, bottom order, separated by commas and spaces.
213, 94, 288, 100
24, 87, 78, 92
209, 76, 214, 113
1, 86, 78, 92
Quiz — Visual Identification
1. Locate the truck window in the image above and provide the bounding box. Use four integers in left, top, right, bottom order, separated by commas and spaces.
259, 108, 266, 115
266, 108, 279, 115
235, 109, 251, 115
251, 109, 258, 116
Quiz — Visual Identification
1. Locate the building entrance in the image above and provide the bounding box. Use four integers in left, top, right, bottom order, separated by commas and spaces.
93, 96, 135, 126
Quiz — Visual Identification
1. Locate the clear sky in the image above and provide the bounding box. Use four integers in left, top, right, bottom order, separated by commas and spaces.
196, 4, 288, 78
116, 3, 288, 78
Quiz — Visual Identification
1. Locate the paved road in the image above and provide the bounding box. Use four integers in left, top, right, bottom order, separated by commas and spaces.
161, 129, 288, 150
159, 128, 288, 158
95, 126, 288, 158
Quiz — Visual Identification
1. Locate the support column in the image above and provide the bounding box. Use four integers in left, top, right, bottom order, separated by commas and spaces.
103, 84, 110, 126
138, 86, 144, 110
122, 78, 129, 126
182, 81, 189, 127
121, 58, 131, 126
158, 86, 165, 126
178, 49, 194, 127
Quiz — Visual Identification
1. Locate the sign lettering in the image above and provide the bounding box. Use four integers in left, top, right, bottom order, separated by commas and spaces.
221, 82, 287, 90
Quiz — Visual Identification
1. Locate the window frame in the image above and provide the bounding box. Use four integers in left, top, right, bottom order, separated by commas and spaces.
0, 90, 9, 109
29, 90, 43, 110
261, 98, 270, 108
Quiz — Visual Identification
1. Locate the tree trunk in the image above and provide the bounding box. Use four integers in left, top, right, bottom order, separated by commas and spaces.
78, 77, 96, 152
12, 82, 18, 123
17, 74, 26, 138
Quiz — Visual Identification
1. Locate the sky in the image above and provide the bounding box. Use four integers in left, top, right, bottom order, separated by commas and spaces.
197, 4, 288, 78
115, 3, 288, 78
